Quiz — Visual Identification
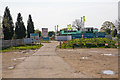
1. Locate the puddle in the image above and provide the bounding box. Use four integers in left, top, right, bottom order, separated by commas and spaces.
8, 66, 15, 70
101, 54, 113, 56
12, 59, 17, 61
90, 51, 98, 53
16, 57, 26, 60
12, 57, 26, 61
80, 57, 88, 59
102, 70, 115, 75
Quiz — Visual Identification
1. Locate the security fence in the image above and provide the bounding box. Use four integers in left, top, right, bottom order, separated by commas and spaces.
1, 38, 32, 48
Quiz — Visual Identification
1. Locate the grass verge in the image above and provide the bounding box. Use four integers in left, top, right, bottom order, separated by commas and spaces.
2, 44, 43, 52
41, 40, 50, 43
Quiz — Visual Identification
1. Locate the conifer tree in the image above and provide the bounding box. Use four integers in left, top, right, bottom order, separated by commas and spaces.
2, 6, 14, 40
27, 15, 34, 38
15, 13, 26, 39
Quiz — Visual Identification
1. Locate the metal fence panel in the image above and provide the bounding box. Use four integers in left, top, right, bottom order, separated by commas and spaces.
72, 34, 82, 39
55, 36, 72, 41
24, 38, 32, 44
83, 33, 94, 38
95, 32, 105, 38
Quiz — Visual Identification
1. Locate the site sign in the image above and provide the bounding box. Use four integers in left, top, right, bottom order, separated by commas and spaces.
30, 33, 39, 42
42, 28, 48, 37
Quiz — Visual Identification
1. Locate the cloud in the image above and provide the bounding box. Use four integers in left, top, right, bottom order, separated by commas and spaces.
1, 0, 118, 31
2, 0, 119, 3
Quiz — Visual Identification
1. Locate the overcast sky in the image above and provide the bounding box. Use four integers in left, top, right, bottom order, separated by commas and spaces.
0, 0, 119, 31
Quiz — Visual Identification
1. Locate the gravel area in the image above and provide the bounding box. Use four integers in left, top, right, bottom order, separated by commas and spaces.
2, 49, 39, 77
56, 48, 118, 78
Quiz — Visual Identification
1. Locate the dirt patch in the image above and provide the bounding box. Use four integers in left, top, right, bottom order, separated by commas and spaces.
56, 48, 118, 78
2, 49, 38, 76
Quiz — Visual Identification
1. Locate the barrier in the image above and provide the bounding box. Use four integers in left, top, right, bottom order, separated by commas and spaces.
71, 32, 105, 39
55, 36, 72, 41
72, 34, 82, 39
2, 38, 33, 48
95, 32, 105, 38
24, 38, 32, 44
83, 33, 94, 38
105, 35, 112, 40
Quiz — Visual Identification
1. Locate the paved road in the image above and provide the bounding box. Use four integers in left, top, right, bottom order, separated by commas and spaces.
3, 41, 88, 78
0, 53, 2, 79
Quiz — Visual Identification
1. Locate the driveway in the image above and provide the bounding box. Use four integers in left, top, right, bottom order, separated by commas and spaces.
3, 41, 88, 78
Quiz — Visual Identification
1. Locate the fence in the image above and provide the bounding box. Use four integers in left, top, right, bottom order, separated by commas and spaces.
55, 36, 72, 41
55, 33, 111, 41
2, 38, 32, 48
105, 35, 112, 40
71, 32, 105, 39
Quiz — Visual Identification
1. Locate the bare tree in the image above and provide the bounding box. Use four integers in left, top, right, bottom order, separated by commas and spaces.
72, 19, 83, 31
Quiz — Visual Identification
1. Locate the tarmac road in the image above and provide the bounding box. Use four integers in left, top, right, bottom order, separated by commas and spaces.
3, 41, 88, 78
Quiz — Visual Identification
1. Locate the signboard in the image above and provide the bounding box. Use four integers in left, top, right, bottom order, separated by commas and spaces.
30, 33, 39, 42
42, 28, 48, 37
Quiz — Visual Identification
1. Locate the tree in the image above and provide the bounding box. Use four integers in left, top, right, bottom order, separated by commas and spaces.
101, 21, 115, 30
35, 29, 41, 37
48, 31, 55, 37
72, 16, 85, 31
2, 6, 14, 40
72, 19, 83, 31
111, 29, 117, 37
117, 34, 120, 39
27, 14, 35, 38
15, 13, 26, 39
105, 28, 111, 35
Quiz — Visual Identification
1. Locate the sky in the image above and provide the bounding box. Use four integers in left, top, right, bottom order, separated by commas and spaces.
0, 0, 119, 31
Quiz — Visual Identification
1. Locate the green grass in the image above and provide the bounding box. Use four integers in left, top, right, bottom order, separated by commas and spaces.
2, 44, 43, 52
60, 38, 119, 49
41, 40, 50, 43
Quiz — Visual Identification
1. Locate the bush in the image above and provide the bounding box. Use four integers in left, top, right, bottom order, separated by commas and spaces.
60, 38, 118, 49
